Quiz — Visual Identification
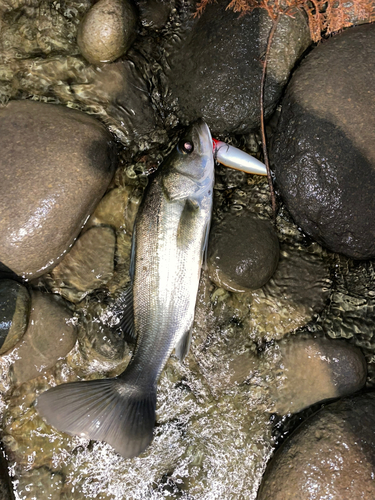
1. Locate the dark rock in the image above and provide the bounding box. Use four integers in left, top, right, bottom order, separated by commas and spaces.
0, 100, 117, 279
48, 226, 116, 303
0, 443, 14, 500
137, 0, 170, 29
270, 336, 367, 414
208, 209, 279, 292
11, 291, 77, 385
0, 280, 30, 356
271, 24, 375, 260
165, 5, 311, 135
257, 393, 375, 500
77, 0, 138, 64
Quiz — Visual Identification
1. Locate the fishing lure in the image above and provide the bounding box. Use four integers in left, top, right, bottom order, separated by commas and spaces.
213, 139, 267, 176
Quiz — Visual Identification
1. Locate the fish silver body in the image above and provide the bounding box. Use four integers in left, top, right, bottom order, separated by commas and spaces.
36, 120, 214, 458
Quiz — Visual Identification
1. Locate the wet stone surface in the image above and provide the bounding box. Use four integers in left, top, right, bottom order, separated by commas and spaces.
10, 291, 77, 386
0, 280, 30, 356
257, 393, 375, 500
268, 335, 367, 414
0, 100, 117, 279
77, 0, 138, 64
163, 3, 311, 135
47, 226, 116, 303
208, 209, 279, 292
271, 23, 375, 259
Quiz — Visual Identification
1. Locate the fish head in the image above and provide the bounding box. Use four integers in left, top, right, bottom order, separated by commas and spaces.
171, 119, 214, 183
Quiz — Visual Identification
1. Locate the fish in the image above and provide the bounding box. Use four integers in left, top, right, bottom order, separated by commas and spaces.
36, 119, 215, 459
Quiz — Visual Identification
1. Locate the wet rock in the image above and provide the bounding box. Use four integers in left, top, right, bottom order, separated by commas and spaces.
0, 443, 14, 500
11, 291, 77, 385
165, 4, 311, 135
137, 0, 171, 29
0, 280, 30, 356
77, 0, 138, 65
271, 24, 375, 260
270, 336, 367, 414
208, 210, 279, 292
48, 226, 116, 303
247, 244, 331, 340
257, 393, 375, 500
0, 100, 117, 279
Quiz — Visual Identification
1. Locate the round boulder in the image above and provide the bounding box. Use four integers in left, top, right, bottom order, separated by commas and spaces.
270, 336, 367, 414
77, 0, 138, 65
271, 24, 375, 259
0, 100, 117, 279
257, 393, 375, 499
208, 210, 279, 292
11, 291, 77, 385
164, 4, 311, 135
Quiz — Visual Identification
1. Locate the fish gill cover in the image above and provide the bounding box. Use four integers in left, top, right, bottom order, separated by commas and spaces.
195, 0, 375, 42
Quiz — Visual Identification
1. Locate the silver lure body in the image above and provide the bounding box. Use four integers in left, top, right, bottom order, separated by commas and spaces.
37, 120, 214, 458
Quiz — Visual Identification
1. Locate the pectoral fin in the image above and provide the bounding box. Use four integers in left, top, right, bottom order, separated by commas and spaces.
175, 327, 193, 361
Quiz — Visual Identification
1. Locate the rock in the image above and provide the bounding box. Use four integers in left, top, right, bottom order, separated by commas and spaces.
257, 393, 375, 500
270, 336, 367, 414
208, 209, 279, 292
137, 0, 171, 29
77, 0, 138, 64
271, 24, 375, 260
48, 226, 116, 303
11, 291, 77, 385
0, 443, 14, 500
0, 100, 117, 279
247, 244, 331, 339
165, 4, 311, 135
0, 280, 30, 356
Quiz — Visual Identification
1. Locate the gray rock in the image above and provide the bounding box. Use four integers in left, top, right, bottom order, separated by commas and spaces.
0, 100, 117, 279
0, 280, 30, 356
208, 210, 279, 292
11, 291, 77, 385
271, 24, 375, 260
77, 0, 138, 64
165, 4, 311, 135
48, 226, 116, 303
257, 393, 375, 500
270, 336, 367, 414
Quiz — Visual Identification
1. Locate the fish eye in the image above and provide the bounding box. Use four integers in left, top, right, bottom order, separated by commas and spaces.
178, 140, 194, 155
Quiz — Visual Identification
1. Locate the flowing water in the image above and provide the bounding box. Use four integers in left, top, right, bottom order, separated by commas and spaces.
0, 2, 374, 499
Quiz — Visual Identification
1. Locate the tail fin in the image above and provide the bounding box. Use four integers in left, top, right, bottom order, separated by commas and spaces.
36, 378, 156, 459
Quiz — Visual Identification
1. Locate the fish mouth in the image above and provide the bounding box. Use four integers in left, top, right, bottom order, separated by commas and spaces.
190, 119, 213, 157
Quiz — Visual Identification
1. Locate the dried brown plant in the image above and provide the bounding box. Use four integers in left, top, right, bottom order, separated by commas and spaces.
195, 0, 375, 42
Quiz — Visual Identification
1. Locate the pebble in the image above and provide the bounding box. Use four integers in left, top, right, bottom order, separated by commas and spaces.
0, 280, 30, 355
11, 291, 77, 385
77, 0, 138, 64
269, 336, 367, 414
48, 226, 116, 303
257, 393, 375, 499
0, 100, 117, 279
271, 24, 375, 259
208, 210, 279, 292
164, 4, 311, 135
